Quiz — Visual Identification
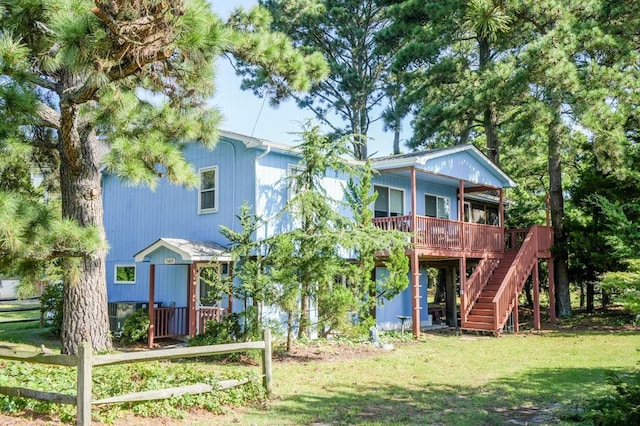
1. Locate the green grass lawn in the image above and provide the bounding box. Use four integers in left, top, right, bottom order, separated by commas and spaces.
1, 319, 638, 424
226, 331, 640, 425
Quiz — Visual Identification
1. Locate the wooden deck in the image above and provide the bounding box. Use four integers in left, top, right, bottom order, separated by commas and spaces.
373, 215, 511, 257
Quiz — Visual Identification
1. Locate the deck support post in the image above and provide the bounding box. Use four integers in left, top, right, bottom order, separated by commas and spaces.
411, 250, 421, 339
459, 257, 467, 325
548, 259, 556, 324
148, 264, 156, 348
513, 298, 519, 333
533, 260, 541, 330
446, 267, 458, 328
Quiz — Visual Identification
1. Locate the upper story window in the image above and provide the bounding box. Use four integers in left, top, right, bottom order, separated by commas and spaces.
114, 264, 136, 284
425, 194, 450, 219
199, 166, 218, 214
374, 185, 404, 218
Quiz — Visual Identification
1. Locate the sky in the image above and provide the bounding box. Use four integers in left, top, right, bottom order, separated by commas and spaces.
211, 1, 407, 156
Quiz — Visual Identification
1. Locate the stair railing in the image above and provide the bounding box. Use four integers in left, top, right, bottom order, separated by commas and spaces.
462, 257, 500, 323
492, 227, 539, 334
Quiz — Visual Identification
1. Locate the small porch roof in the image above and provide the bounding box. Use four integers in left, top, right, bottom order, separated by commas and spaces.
134, 238, 232, 263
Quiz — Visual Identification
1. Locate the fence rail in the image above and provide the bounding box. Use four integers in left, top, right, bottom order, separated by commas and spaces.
0, 305, 43, 325
0, 330, 273, 426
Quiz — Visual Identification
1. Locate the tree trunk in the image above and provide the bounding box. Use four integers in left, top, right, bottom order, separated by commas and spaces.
59, 100, 111, 356
393, 128, 400, 156
478, 36, 500, 166
434, 269, 446, 304
524, 277, 534, 308
548, 98, 572, 318
298, 287, 310, 339
586, 282, 594, 313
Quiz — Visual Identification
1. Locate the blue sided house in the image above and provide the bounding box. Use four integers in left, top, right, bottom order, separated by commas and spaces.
103, 130, 554, 345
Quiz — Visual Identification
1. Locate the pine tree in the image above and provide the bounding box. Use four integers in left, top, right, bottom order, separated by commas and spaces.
238, 0, 400, 159
0, 0, 326, 355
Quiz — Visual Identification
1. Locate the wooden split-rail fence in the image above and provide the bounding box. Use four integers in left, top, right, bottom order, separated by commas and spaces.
0, 330, 273, 426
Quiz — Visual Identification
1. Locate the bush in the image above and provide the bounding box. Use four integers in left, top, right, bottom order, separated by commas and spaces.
189, 308, 262, 362
585, 369, 640, 425
120, 309, 150, 345
39, 282, 63, 336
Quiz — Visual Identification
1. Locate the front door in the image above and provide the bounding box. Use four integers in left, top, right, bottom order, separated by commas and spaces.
195, 263, 229, 332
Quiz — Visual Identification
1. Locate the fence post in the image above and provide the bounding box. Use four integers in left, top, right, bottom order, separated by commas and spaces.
261, 329, 272, 397
77, 342, 92, 426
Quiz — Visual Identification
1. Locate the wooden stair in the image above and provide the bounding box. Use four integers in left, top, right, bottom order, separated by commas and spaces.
463, 252, 517, 332
459, 226, 553, 335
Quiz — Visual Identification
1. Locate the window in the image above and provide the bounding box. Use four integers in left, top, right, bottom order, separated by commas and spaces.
464, 202, 500, 226
199, 166, 218, 213
374, 185, 404, 218
114, 265, 136, 284
425, 194, 450, 219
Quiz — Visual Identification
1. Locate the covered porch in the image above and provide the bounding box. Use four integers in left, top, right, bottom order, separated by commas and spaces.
133, 238, 233, 347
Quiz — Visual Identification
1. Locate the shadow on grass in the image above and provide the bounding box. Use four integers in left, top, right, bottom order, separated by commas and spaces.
0, 322, 59, 350
267, 367, 618, 425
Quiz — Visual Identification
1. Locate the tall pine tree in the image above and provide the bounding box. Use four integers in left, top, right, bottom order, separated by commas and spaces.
0, 0, 326, 355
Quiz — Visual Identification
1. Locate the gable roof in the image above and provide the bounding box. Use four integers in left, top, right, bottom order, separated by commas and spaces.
371, 144, 517, 189
134, 238, 231, 263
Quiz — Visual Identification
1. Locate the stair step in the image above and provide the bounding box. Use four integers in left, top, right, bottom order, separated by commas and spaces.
461, 322, 495, 331
470, 309, 493, 316
466, 316, 493, 324
473, 303, 493, 310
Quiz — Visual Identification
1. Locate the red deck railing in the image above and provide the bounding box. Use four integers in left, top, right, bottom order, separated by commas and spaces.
153, 306, 228, 338
372, 215, 504, 253
492, 227, 541, 333
154, 307, 187, 338
462, 257, 500, 322
196, 307, 228, 333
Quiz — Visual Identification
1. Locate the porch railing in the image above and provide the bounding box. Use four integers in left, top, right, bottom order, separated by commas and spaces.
153, 307, 229, 339
197, 307, 228, 333
462, 257, 500, 322
372, 215, 504, 253
154, 307, 187, 339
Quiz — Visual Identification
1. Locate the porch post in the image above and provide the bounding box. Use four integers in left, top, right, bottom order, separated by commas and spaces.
411, 250, 421, 339
188, 263, 198, 337
411, 166, 417, 231
228, 262, 234, 314
548, 259, 556, 323
499, 189, 505, 250
459, 180, 465, 250
533, 259, 541, 330
148, 264, 155, 348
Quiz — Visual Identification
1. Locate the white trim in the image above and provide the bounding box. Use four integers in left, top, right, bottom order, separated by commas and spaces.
198, 165, 218, 214
372, 145, 517, 188
114, 264, 136, 284
424, 192, 450, 219
133, 238, 232, 263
